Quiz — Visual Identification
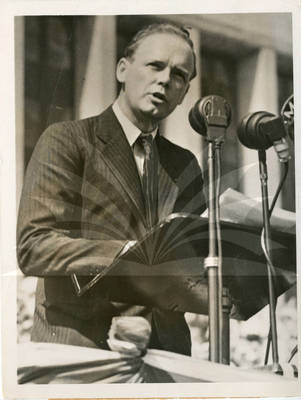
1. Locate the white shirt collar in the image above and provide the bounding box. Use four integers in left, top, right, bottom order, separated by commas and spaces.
112, 101, 157, 147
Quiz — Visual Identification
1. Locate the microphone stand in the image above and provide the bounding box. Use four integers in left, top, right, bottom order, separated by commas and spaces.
205, 140, 220, 363
258, 150, 281, 374
205, 134, 226, 363
189, 95, 231, 364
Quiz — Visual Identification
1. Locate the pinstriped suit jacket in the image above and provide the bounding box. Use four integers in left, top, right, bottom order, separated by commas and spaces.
17, 106, 205, 355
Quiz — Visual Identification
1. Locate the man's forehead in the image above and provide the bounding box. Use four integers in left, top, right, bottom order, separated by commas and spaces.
132, 33, 194, 64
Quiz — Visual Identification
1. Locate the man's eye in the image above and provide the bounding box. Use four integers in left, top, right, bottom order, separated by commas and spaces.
174, 71, 186, 82
148, 62, 162, 69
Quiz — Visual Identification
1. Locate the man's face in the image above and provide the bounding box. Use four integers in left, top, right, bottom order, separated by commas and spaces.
117, 33, 194, 126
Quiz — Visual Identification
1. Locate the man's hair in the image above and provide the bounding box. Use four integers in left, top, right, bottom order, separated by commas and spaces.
124, 23, 197, 81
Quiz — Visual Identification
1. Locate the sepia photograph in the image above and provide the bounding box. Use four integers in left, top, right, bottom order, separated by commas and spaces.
1, 1, 300, 398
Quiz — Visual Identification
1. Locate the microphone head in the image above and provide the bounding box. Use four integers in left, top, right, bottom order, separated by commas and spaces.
189, 95, 232, 136
188, 99, 207, 136
281, 94, 294, 141
238, 111, 287, 150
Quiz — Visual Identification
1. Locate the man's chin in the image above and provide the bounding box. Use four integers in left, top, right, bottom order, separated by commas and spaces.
141, 105, 170, 121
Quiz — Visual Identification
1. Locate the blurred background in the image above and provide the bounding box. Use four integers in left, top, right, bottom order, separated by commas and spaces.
15, 13, 296, 368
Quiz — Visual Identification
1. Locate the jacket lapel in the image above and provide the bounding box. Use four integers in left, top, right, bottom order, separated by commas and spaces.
93, 107, 179, 228
94, 107, 147, 228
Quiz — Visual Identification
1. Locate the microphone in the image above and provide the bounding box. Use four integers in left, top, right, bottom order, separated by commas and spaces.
189, 95, 231, 141
237, 99, 293, 371
189, 95, 232, 362
238, 110, 290, 163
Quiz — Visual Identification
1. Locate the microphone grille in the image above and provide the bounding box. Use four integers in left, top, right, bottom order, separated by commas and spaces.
237, 111, 275, 150
188, 100, 207, 136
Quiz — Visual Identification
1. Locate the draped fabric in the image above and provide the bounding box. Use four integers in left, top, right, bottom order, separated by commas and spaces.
18, 342, 293, 384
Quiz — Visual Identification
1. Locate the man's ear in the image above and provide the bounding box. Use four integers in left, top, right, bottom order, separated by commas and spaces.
116, 57, 129, 83
178, 83, 190, 105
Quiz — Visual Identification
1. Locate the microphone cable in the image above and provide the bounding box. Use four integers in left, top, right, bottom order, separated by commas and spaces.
262, 160, 289, 365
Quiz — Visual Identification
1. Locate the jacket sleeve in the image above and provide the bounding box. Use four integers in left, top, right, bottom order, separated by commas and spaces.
17, 122, 127, 277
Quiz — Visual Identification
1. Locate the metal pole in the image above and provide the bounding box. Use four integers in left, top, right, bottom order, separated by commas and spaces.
205, 142, 220, 363
222, 287, 231, 365
258, 150, 280, 373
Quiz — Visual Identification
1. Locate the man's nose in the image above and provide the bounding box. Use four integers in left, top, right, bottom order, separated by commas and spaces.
157, 68, 171, 86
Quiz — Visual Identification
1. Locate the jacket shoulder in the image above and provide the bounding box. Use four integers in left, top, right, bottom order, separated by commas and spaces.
43, 113, 101, 142
36, 107, 117, 157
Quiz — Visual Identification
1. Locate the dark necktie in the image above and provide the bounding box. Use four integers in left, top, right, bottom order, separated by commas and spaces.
139, 133, 158, 229
138, 135, 190, 355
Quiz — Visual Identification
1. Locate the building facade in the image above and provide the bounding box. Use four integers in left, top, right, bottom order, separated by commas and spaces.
15, 13, 294, 212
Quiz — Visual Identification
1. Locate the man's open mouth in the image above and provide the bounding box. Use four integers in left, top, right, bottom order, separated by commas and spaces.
150, 92, 167, 102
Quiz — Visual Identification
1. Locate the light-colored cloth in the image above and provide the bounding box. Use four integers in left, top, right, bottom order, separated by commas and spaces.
107, 316, 151, 356
18, 341, 294, 384
18, 316, 297, 383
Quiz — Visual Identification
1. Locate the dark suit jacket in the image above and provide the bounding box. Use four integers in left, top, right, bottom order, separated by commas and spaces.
17, 106, 206, 355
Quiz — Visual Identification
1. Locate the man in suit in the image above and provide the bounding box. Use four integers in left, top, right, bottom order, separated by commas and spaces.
17, 23, 206, 355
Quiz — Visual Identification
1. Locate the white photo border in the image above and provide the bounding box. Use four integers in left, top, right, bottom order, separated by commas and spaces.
1, 0, 300, 398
